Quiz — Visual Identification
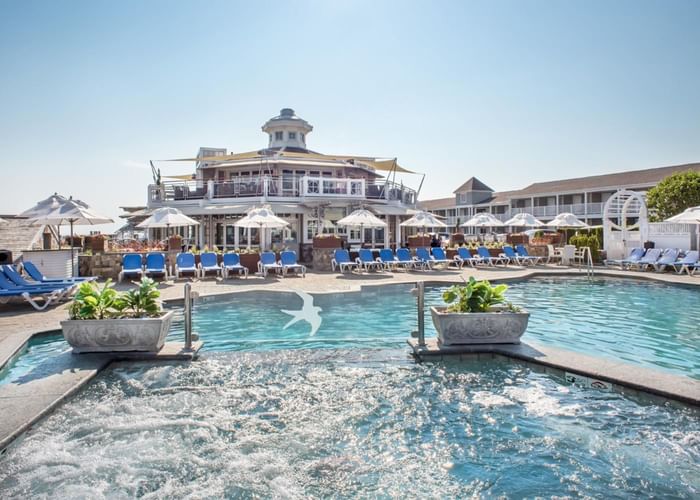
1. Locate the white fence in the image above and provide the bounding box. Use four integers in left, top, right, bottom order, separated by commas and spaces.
605, 223, 696, 259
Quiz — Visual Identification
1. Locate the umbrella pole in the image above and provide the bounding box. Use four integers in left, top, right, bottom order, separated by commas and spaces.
70, 220, 75, 277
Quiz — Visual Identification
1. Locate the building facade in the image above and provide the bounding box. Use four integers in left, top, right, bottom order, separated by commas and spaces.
144, 109, 420, 256
420, 163, 700, 233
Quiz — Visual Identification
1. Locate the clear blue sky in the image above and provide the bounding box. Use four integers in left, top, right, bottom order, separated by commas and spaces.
1, 0, 699, 232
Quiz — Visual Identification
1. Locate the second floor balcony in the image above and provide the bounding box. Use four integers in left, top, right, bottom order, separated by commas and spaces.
148, 175, 417, 207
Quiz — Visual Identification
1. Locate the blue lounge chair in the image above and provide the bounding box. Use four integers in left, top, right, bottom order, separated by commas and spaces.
175, 252, 199, 278
652, 248, 680, 272
395, 248, 418, 270
199, 252, 222, 278
0, 271, 71, 311
672, 250, 699, 276
258, 251, 282, 277
629, 248, 663, 271
604, 247, 644, 269
280, 251, 306, 278
144, 253, 167, 279
331, 249, 358, 273
118, 253, 144, 282
500, 246, 524, 265
477, 246, 507, 267
356, 249, 382, 271
377, 249, 398, 270
22, 261, 95, 284
1, 265, 76, 294
222, 253, 248, 278
515, 245, 542, 265
431, 247, 460, 268
414, 248, 437, 270
454, 247, 480, 268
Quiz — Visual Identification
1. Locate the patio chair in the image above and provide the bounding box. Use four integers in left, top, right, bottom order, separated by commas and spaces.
331, 249, 359, 273
144, 253, 168, 279
604, 247, 644, 269
0, 271, 72, 310
199, 252, 222, 278
222, 253, 248, 278
515, 245, 542, 266
454, 247, 481, 268
652, 248, 680, 272
1, 265, 77, 297
22, 261, 95, 284
672, 250, 699, 276
356, 249, 382, 272
376, 248, 399, 270
415, 248, 438, 270
118, 253, 144, 283
258, 251, 283, 277
546, 244, 562, 264
628, 248, 663, 271
175, 252, 199, 279
280, 250, 306, 278
431, 247, 460, 268
395, 248, 419, 270
477, 246, 507, 267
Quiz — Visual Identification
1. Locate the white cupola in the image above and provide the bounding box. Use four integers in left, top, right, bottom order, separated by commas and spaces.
261, 108, 313, 150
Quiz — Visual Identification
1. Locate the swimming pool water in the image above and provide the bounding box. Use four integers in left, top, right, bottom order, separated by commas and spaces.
165, 277, 700, 379
0, 350, 697, 497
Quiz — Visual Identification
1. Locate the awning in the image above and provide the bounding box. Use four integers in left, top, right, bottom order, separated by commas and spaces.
163, 174, 196, 180
369, 205, 418, 216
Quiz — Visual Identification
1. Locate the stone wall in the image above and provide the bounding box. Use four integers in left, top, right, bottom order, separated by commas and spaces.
80, 252, 124, 279
312, 248, 336, 272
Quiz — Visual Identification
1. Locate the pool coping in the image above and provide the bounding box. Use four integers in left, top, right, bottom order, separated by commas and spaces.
408, 339, 700, 407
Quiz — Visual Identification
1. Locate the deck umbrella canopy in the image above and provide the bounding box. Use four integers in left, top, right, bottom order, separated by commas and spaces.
548, 212, 589, 228
503, 212, 544, 227
234, 205, 289, 250
665, 206, 700, 250
461, 213, 505, 228
336, 209, 387, 247
400, 211, 447, 234
29, 197, 113, 276
137, 207, 199, 232
18, 193, 77, 249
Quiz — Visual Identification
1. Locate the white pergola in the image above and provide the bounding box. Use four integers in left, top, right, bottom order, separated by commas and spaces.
603, 190, 649, 260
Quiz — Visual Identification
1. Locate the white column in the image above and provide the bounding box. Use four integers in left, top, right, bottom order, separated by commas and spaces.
246, 227, 251, 250
384, 217, 390, 248
396, 216, 402, 247
234, 223, 240, 249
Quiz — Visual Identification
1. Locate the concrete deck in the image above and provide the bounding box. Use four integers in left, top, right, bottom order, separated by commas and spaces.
408, 339, 700, 407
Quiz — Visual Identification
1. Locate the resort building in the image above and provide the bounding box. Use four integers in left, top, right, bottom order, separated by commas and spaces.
420, 162, 700, 233
142, 108, 421, 258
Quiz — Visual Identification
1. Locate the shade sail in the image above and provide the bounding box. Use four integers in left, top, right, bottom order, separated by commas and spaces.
503, 212, 544, 227
665, 206, 700, 223
461, 213, 505, 227
400, 211, 447, 228
137, 207, 198, 228
336, 209, 387, 229
548, 212, 589, 228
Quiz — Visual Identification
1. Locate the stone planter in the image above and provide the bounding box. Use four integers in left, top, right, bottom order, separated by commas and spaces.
430, 306, 529, 346
239, 253, 260, 273
61, 310, 174, 353
313, 236, 343, 249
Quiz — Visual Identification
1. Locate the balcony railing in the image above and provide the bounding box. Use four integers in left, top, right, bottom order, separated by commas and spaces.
148, 176, 417, 205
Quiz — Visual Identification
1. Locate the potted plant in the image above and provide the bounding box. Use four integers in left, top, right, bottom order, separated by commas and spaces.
61, 278, 174, 353
430, 277, 529, 346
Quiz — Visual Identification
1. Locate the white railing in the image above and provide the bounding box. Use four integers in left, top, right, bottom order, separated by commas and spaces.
301, 176, 365, 198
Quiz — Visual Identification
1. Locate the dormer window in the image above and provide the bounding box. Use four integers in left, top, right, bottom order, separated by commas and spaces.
288, 132, 297, 140
275, 131, 283, 141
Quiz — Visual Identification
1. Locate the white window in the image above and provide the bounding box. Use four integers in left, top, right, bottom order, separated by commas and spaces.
275, 131, 283, 141
288, 132, 297, 140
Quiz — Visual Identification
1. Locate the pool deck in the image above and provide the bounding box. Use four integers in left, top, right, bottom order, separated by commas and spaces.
0, 265, 698, 452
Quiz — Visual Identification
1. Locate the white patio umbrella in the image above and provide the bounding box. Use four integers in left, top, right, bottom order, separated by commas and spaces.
548, 212, 589, 228
504, 212, 544, 227
665, 206, 700, 250
400, 211, 447, 234
336, 209, 387, 246
31, 197, 113, 276
234, 205, 289, 250
313, 218, 336, 234
19, 193, 77, 248
137, 207, 199, 231
461, 213, 505, 228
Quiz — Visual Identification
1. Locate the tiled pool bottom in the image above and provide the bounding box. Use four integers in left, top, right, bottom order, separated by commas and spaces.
0, 349, 697, 497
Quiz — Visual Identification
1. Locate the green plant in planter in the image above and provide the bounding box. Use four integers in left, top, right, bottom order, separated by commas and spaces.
118, 277, 161, 318
69, 279, 124, 320
442, 277, 518, 313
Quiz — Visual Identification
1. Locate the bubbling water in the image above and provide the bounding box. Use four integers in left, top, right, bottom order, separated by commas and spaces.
1, 349, 698, 498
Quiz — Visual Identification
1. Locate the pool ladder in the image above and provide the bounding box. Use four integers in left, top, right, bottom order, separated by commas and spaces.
183, 283, 200, 350
579, 246, 595, 279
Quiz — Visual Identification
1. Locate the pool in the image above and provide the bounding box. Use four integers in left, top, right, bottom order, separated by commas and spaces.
0, 350, 697, 497
165, 277, 699, 378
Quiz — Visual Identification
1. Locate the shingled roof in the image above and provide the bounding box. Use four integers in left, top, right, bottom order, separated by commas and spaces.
0, 216, 47, 263
515, 162, 700, 197
452, 177, 494, 194
417, 197, 455, 211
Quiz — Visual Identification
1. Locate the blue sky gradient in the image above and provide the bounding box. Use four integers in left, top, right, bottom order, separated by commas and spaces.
1, 0, 699, 230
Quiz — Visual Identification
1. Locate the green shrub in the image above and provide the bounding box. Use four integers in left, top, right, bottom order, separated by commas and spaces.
69, 278, 162, 320
442, 277, 518, 313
